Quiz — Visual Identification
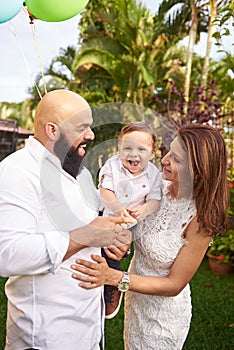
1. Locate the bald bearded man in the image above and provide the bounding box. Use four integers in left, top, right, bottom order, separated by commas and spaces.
0, 90, 131, 350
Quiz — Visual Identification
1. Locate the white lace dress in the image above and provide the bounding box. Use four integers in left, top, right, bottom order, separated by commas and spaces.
124, 191, 196, 350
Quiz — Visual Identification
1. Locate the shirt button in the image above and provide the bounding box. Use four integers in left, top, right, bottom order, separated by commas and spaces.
125, 194, 128, 197
142, 184, 146, 188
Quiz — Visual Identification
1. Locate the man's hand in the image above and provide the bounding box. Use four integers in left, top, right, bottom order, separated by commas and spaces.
63, 216, 132, 261
104, 228, 132, 261
85, 216, 132, 247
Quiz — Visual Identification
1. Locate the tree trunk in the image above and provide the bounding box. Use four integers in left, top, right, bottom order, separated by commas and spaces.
201, 0, 218, 90
184, 0, 198, 116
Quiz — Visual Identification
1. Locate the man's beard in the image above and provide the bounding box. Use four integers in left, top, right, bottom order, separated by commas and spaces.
54, 132, 86, 178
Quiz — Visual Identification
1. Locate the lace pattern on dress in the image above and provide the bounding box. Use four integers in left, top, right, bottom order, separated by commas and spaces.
124, 189, 196, 350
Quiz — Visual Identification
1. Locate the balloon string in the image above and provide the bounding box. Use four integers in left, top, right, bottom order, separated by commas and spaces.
29, 21, 48, 96
8, 20, 43, 100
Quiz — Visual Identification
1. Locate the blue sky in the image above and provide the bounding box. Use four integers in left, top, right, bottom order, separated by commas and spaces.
0, 0, 232, 103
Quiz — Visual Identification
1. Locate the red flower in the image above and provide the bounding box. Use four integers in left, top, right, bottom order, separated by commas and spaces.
217, 254, 226, 261
228, 183, 234, 189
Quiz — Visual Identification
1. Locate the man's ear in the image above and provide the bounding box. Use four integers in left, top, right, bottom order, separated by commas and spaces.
45, 122, 60, 141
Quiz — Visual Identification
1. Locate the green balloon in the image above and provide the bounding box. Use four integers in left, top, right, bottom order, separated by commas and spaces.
25, 0, 89, 22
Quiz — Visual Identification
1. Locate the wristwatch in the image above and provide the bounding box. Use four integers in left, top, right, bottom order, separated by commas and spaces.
118, 271, 130, 292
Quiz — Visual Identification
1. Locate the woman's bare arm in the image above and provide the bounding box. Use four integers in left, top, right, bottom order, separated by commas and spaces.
71, 217, 211, 296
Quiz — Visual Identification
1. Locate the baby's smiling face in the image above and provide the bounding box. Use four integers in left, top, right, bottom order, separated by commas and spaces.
118, 130, 154, 176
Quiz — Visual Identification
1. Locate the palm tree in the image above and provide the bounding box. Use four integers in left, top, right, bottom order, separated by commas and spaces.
183, 0, 199, 113
212, 0, 234, 72
201, 0, 231, 90
73, 0, 191, 106
169, 0, 230, 112
201, 0, 218, 88
73, 0, 155, 104
163, 0, 209, 114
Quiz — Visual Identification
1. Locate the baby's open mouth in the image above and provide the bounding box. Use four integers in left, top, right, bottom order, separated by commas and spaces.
128, 160, 139, 167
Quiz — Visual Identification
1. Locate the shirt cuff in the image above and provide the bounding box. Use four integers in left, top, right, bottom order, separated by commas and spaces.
146, 193, 162, 201
99, 180, 114, 192
44, 231, 70, 273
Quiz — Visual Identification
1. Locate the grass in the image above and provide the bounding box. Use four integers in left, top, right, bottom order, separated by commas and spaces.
0, 258, 233, 350
0, 277, 7, 350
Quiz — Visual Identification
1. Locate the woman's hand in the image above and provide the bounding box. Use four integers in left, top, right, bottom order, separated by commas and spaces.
71, 254, 122, 289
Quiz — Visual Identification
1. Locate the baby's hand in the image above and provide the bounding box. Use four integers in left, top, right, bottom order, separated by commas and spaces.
127, 205, 146, 221
116, 208, 137, 228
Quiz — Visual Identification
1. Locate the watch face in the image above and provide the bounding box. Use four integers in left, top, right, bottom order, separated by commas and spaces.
118, 271, 130, 292
119, 281, 130, 292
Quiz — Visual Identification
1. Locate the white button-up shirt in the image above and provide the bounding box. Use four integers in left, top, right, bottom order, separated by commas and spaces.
0, 137, 103, 350
99, 155, 162, 216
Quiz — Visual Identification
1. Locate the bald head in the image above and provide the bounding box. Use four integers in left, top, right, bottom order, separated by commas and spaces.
34, 90, 91, 145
